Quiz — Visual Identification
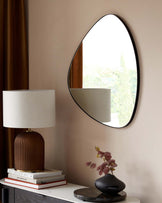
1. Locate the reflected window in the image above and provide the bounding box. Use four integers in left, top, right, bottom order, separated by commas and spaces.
68, 14, 139, 128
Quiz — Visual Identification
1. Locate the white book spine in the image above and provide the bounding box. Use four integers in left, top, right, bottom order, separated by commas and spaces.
7, 168, 62, 179
8, 173, 65, 184
7, 168, 36, 178
4, 178, 67, 189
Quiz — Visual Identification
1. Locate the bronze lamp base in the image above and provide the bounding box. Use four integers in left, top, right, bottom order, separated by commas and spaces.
14, 131, 44, 171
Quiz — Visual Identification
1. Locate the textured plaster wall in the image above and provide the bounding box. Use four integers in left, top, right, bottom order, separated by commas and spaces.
28, 0, 162, 202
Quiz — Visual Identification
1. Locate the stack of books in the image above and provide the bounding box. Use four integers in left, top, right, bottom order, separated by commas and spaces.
4, 168, 67, 189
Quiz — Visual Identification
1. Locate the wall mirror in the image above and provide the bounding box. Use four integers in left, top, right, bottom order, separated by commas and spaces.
68, 14, 139, 128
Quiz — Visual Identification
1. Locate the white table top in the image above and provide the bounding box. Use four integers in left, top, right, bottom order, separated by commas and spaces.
0, 179, 140, 203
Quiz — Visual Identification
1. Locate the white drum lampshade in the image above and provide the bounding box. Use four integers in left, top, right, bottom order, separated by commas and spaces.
3, 90, 55, 171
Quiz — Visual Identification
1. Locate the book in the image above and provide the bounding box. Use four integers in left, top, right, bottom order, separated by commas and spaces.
8, 173, 66, 184
7, 168, 62, 179
4, 178, 67, 190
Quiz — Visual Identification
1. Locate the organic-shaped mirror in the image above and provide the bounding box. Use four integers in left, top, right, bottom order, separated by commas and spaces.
68, 14, 139, 128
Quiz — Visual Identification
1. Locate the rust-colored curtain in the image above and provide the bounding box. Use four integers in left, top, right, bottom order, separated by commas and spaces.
0, 0, 28, 180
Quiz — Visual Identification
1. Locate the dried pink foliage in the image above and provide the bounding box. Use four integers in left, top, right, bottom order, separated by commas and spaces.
86, 147, 117, 175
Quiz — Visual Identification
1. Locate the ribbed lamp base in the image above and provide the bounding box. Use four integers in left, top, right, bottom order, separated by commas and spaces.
14, 131, 44, 171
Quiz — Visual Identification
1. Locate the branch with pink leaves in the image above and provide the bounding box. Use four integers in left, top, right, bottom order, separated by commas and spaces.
86, 147, 117, 176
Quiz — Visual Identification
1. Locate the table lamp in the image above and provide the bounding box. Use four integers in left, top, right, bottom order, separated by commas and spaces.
3, 90, 55, 171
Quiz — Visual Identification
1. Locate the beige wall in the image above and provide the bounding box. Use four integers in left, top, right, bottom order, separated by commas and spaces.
28, 0, 162, 202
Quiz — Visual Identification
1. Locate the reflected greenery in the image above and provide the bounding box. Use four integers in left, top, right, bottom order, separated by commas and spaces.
83, 55, 137, 126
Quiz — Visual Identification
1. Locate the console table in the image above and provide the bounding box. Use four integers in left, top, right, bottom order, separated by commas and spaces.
0, 179, 140, 203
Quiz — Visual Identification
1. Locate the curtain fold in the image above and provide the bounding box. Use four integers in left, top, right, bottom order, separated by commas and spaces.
0, 0, 28, 179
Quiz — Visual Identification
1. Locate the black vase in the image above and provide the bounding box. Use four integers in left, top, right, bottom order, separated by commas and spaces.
95, 174, 126, 195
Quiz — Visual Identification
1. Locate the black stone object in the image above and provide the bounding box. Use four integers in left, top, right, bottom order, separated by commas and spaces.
74, 188, 127, 202
95, 174, 126, 195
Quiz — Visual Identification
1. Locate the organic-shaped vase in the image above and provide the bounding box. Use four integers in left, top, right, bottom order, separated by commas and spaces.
95, 174, 126, 195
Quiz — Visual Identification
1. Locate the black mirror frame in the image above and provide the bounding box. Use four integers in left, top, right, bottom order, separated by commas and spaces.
67, 14, 140, 128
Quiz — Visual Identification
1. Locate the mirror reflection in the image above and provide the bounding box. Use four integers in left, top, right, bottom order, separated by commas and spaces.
68, 14, 139, 128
